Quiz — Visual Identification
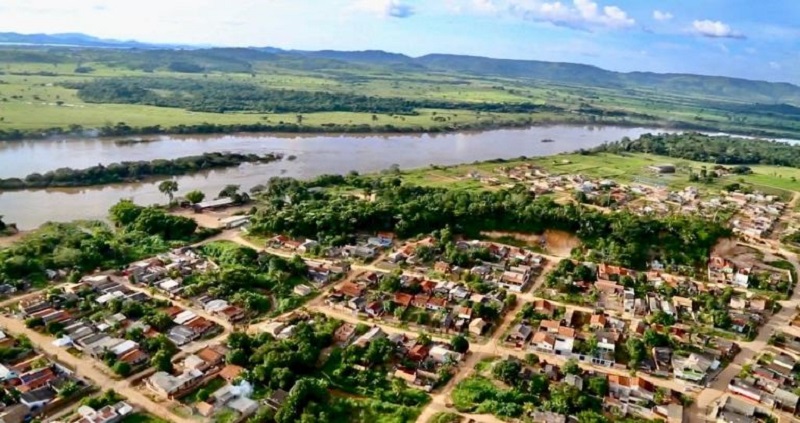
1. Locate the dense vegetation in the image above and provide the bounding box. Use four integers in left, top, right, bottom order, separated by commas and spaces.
0, 152, 282, 190
0, 201, 213, 282
67, 77, 556, 115
182, 241, 311, 316
597, 132, 800, 168
0, 116, 547, 142
248, 176, 730, 269
451, 358, 650, 422
225, 315, 427, 423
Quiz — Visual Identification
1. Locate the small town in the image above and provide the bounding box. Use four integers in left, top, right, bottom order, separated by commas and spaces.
0, 163, 797, 423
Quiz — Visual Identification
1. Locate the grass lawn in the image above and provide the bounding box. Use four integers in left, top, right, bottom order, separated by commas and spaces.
120, 414, 171, 423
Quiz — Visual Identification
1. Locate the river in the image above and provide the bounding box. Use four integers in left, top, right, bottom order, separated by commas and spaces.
0, 125, 667, 229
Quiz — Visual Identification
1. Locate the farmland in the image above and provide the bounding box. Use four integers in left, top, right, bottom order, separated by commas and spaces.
2, 47, 800, 140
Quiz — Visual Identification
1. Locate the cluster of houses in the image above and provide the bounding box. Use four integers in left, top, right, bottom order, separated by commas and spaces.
330, 324, 463, 392
709, 255, 793, 294
496, 164, 632, 204
72, 400, 135, 423
508, 306, 623, 368
728, 352, 800, 415
127, 247, 217, 286
145, 344, 261, 420
711, 395, 782, 423
726, 191, 786, 242
0, 331, 89, 423
509, 299, 736, 386
325, 271, 505, 337
127, 249, 248, 325
19, 274, 222, 374
384, 238, 547, 294
269, 233, 395, 263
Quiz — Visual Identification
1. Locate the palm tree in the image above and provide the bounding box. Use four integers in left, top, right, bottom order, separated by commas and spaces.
157, 180, 178, 203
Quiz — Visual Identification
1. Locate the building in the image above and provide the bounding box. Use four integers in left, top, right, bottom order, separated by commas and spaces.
673, 353, 714, 383
146, 369, 204, 399
429, 345, 463, 363
469, 318, 487, 336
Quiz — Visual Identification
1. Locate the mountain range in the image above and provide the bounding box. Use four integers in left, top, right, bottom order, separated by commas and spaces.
2, 31, 799, 106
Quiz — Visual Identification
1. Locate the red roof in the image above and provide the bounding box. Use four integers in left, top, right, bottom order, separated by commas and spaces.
164, 306, 184, 317
420, 280, 438, 293
119, 348, 148, 364
219, 364, 244, 381
408, 344, 430, 361
393, 293, 414, 307
338, 282, 364, 298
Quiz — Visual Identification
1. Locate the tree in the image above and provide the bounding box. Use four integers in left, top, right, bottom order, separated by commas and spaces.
219, 184, 241, 199
626, 338, 646, 369
523, 353, 539, 366
450, 334, 470, 354
151, 350, 173, 373
562, 358, 581, 375
185, 190, 205, 204
492, 359, 522, 385
109, 199, 143, 227
112, 361, 131, 377
587, 376, 609, 397
158, 180, 179, 203
58, 380, 80, 398
196, 388, 211, 402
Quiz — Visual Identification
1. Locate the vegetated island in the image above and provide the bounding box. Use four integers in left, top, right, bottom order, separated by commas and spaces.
0, 151, 283, 190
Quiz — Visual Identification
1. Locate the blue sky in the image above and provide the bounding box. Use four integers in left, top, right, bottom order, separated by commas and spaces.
1, 0, 798, 83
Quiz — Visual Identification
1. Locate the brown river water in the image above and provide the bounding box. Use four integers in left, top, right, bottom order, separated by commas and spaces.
0, 125, 669, 229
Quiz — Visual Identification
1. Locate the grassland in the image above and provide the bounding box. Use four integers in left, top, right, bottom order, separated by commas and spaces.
2, 46, 800, 139
396, 152, 800, 198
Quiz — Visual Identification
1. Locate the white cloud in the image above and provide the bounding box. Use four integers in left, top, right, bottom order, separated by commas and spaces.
354, 0, 415, 18
652, 10, 672, 21
692, 19, 744, 39
508, 0, 635, 30
769, 61, 781, 70
472, 0, 498, 12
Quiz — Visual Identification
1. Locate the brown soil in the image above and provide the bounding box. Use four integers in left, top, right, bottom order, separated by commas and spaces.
711, 238, 764, 267
170, 205, 252, 229
480, 229, 579, 257
0, 231, 27, 248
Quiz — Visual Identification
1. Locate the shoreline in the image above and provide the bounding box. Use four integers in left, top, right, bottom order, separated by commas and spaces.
2, 118, 799, 144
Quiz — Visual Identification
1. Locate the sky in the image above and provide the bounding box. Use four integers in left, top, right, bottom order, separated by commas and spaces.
1, 0, 798, 84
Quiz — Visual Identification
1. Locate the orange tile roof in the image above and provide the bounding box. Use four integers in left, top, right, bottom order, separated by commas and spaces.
219, 364, 244, 381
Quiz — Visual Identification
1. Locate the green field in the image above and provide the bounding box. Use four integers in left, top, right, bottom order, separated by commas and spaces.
396, 152, 800, 198
2, 46, 800, 139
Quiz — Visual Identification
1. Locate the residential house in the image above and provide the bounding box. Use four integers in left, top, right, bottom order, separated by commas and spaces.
219, 365, 244, 383
469, 318, 487, 336
334, 323, 357, 345
532, 332, 556, 352
673, 353, 714, 383
146, 369, 204, 399
507, 324, 532, 346
19, 387, 56, 410
429, 345, 462, 364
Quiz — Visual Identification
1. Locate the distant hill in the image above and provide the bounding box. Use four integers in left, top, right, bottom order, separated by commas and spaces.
0, 32, 189, 49
2, 31, 800, 105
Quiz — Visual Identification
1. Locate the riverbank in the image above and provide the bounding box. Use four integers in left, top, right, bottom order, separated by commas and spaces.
2, 113, 800, 143
0, 152, 283, 191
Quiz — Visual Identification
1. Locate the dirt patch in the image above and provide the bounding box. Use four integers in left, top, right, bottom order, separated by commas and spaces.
0, 231, 27, 248
480, 229, 579, 257
711, 238, 765, 267
170, 205, 252, 229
